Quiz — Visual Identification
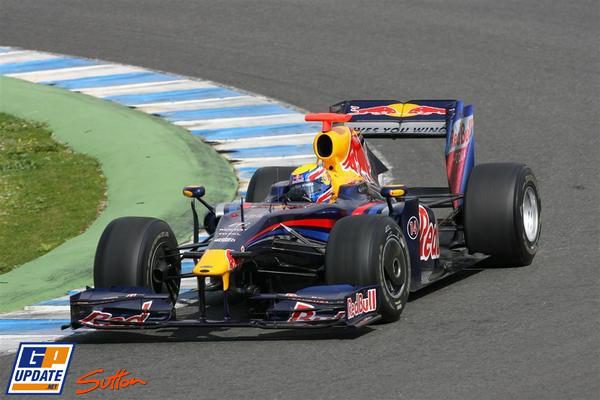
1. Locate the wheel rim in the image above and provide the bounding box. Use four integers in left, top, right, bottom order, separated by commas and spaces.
382, 237, 407, 299
150, 242, 180, 302
522, 186, 539, 243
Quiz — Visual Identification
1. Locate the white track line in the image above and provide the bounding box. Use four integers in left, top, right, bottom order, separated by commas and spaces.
135, 96, 269, 114
79, 79, 213, 97
0, 309, 70, 319
212, 132, 314, 151
0, 51, 58, 64
8, 64, 141, 82
176, 113, 305, 130
0, 50, 28, 58
0, 335, 66, 356
24, 305, 70, 312
233, 155, 315, 168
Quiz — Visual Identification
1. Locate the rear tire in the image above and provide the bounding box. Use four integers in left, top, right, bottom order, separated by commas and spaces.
245, 166, 296, 202
94, 217, 181, 303
326, 215, 410, 322
464, 163, 541, 266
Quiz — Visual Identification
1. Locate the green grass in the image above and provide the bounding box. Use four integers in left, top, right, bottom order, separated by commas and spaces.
0, 113, 106, 274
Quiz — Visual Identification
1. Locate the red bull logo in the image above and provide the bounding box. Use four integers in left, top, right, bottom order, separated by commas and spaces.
340, 134, 375, 182
446, 114, 474, 200
349, 103, 404, 117
350, 104, 403, 116
288, 302, 344, 322
406, 105, 447, 116
418, 205, 440, 261
79, 301, 153, 327
349, 103, 446, 118
288, 302, 317, 321
346, 289, 377, 319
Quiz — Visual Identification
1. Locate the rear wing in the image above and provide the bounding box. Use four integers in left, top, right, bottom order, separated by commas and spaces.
330, 99, 464, 139
329, 99, 475, 203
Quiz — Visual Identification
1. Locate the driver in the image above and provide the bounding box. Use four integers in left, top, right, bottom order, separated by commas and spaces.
287, 163, 333, 203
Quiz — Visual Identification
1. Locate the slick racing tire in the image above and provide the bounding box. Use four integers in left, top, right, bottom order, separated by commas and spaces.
245, 166, 296, 202
94, 217, 181, 303
464, 163, 541, 266
326, 215, 411, 322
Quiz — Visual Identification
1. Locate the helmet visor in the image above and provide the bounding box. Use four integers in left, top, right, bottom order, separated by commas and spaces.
287, 181, 329, 202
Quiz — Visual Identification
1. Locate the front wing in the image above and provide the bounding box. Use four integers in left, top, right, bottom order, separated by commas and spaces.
64, 285, 381, 330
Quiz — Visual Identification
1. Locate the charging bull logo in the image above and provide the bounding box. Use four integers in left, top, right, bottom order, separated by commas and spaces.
405, 105, 446, 116
350, 104, 403, 116
418, 205, 440, 261
7, 343, 74, 395
341, 134, 375, 182
349, 103, 446, 118
79, 301, 153, 327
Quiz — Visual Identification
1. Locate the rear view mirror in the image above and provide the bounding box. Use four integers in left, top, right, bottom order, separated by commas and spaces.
183, 185, 206, 199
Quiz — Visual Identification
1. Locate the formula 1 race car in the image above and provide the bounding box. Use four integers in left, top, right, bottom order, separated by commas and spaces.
65, 99, 541, 331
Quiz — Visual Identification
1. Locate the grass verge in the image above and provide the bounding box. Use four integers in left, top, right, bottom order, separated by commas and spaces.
0, 113, 107, 273
0, 76, 237, 312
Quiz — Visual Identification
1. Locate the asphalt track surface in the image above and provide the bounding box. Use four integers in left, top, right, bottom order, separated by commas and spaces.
1, 1, 598, 399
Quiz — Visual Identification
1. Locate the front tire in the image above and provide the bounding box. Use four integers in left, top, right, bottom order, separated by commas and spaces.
325, 215, 411, 322
464, 163, 541, 266
94, 217, 181, 303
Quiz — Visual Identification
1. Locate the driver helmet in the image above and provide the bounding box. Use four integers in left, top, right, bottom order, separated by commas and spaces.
287, 163, 333, 203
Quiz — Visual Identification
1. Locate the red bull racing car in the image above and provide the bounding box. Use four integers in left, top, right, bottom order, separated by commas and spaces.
65, 99, 541, 331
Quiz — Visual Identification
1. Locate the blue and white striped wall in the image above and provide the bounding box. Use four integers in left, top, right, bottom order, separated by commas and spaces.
0, 46, 324, 353
0, 46, 321, 195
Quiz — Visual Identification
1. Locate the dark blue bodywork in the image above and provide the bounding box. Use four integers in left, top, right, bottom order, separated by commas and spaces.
67, 99, 478, 331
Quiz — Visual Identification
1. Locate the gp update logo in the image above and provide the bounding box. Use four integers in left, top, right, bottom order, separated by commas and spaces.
6, 343, 74, 395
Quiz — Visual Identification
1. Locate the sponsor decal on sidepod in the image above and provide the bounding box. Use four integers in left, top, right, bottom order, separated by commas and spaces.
418, 205, 440, 261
